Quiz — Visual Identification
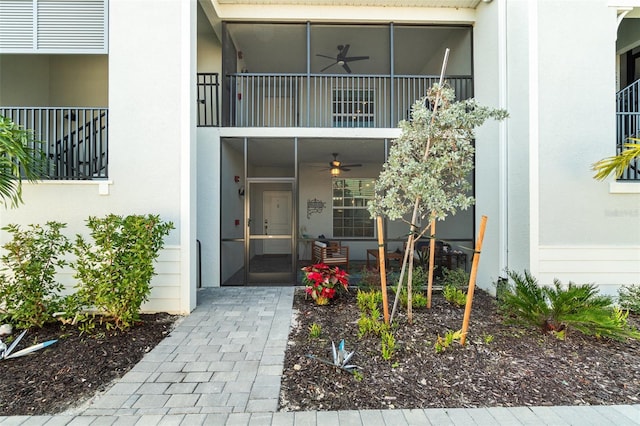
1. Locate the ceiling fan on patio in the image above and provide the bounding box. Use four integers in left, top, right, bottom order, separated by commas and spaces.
324, 153, 362, 176
316, 44, 369, 74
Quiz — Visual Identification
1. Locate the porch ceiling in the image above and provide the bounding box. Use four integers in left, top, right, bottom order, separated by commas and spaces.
216, 0, 482, 7
227, 138, 385, 167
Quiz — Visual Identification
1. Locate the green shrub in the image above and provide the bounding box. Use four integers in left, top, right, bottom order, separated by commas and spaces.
500, 270, 640, 340
72, 214, 173, 330
393, 285, 428, 309
308, 323, 322, 339
356, 267, 382, 290
401, 266, 428, 290
0, 222, 72, 328
434, 329, 463, 353
440, 268, 469, 290
443, 285, 466, 307
357, 313, 387, 338
356, 289, 382, 313
618, 284, 640, 314
381, 330, 396, 360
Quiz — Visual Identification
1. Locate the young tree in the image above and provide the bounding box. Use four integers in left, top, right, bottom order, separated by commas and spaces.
0, 115, 48, 208
368, 83, 507, 323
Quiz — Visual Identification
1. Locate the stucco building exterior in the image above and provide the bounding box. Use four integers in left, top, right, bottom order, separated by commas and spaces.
0, 0, 638, 314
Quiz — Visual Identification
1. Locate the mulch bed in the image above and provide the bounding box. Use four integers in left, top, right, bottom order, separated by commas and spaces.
279, 287, 640, 411
0, 313, 178, 416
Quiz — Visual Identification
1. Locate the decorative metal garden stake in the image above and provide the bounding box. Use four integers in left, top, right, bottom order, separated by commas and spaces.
460, 215, 488, 345
0, 329, 58, 360
306, 339, 359, 373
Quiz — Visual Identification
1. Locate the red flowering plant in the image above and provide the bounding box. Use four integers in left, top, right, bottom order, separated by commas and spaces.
301, 263, 349, 305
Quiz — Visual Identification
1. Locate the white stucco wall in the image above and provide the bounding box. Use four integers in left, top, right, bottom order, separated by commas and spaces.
1, 0, 198, 314
534, 1, 640, 293
0, 55, 107, 106
473, 0, 640, 295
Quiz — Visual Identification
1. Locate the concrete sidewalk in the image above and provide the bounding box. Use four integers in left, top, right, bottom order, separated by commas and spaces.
1, 287, 639, 425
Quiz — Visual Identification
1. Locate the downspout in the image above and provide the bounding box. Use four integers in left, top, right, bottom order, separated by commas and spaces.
528, 0, 540, 277
498, 0, 509, 276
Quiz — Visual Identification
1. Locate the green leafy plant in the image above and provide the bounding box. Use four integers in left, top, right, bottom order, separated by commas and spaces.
308, 323, 322, 339
500, 270, 640, 340
356, 267, 382, 290
72, 214, 174, 330
394, 285, 428, 309
353, 370, 364, 381
618, 284, 640, 314
482, 333, 494, 344
381, 330, 396, 361
358, 313, 388, 338
434, 329, 463, 353
356, 289, 382, 313
0, 222, 72, 328
443, 285, 467, 307
0, 115, 49, 208
356, 289, 389, 338
440, 268, 469, 290
494, 276, 510, 305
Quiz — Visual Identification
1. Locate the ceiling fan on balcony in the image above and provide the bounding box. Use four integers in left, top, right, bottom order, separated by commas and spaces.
316, 44, 369, 74
323, 153, 362, 176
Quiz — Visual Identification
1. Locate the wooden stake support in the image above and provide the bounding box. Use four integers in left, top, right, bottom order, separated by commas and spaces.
426, 219, 436, 309
460, 215, 488, 346
376, 216, 390, 325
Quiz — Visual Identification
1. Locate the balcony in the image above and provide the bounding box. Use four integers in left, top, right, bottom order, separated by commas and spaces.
616, 79, 640, 181
226, 73, 473, 128
0, 107, 108, 180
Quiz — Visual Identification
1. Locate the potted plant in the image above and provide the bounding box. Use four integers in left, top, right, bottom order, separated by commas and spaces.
301, 263, 349, 305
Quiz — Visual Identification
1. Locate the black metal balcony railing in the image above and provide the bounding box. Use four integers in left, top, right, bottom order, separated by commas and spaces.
227, 73, 472, 128
197, 73, 220, 127
616, 79, 640, 181
0, 107, 108, 180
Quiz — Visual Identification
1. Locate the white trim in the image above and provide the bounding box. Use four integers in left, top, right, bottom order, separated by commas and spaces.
537, 245, 640, 294
607, 0, 640, 7
210, 3, 476, 24
528, 0, 540, 277
609, 181, 640, 193
180, 0, 197, 314
497, 0, 508, 274
23, 179, 113, 195
219, 127, 402, 139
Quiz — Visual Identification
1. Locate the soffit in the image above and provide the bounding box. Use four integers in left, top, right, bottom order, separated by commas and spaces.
216, 0, 482, 7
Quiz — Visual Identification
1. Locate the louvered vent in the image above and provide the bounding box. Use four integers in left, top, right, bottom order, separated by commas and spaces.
0, 0, 34, 50
0, 0, 107, 53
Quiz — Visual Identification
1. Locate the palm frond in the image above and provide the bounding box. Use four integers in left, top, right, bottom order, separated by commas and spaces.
592, 138, 640, 181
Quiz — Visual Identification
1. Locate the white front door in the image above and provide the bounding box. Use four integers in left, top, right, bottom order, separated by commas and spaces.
263, 190, 292, 254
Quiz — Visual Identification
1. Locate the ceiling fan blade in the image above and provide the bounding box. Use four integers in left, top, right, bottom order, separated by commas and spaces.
344, 56, 369, 62
341, 168, 351, 172
340, 44, 350, 57
316, 54, 336, 60
342, 62, 352, 74
321, 62, 338, 72
341, 164, 362, 168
